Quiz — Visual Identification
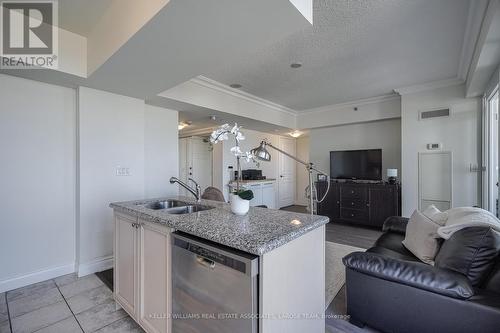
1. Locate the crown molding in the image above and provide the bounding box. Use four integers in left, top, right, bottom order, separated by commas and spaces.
179, 126, 216, 138
297, 93, 400, 115
458, 0, 489, 81
394, 77, 464, 96
191, 76, 298, 116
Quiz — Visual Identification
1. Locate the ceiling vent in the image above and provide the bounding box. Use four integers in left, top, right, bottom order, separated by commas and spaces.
420, 108, 450, 120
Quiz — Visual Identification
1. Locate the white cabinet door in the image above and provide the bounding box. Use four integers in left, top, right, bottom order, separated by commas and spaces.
248, 184, 263, 206
278, 137, 296, 208
262, 183, 276, 209
115, 213, 138, 318
139, 222, 171, 333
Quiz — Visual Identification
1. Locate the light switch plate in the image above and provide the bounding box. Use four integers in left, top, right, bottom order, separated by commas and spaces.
116, 166, 131, 176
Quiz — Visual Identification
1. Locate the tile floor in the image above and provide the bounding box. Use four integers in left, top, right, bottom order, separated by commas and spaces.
0, 274, 144, 333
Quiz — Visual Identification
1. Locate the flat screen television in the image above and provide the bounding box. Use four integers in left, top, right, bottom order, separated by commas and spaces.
330, 149, 382, 181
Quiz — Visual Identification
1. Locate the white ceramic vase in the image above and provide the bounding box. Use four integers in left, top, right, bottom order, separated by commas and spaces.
230, 193, 250, 215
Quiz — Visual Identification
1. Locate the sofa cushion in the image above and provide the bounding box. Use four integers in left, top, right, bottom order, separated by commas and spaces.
435, 227, 500, 286
483, 257, 500, 293
375, 232, 417, 257
422, 204, 448, 226
367, 246, 420, 262
402, 210, 442, 264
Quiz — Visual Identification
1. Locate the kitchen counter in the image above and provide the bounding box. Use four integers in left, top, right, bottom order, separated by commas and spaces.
229, 179, 276, 184
110, 196, 328, 255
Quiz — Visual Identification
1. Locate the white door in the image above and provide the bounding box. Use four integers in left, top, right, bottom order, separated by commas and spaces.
139, 222, 171, 333
188, 137, 213, 193
278, 137, 296, 208
115, 214, 138, 318
418, 151, 452, 211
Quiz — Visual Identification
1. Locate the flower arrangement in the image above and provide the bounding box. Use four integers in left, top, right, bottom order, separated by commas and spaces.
210, 123, 257, 201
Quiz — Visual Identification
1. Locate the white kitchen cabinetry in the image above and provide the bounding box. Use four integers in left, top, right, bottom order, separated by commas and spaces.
114, 213, 171, 333
230, 181, 276, 208
262, 183, 275, 208
114, 213, 138, 317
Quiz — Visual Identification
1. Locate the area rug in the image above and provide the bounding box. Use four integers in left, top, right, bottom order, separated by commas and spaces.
325, 242, 365, 309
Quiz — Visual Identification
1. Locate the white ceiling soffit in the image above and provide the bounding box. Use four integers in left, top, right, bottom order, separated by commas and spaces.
157, 76, 297, 129
1, 0, 311, 101
84, 0, 312, 100
465, 0, 500, 97
147, 96, 294, 137
204, 0, 473, 110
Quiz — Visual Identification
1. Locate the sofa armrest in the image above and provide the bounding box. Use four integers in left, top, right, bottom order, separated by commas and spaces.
382, 216, 409, 234
343, 252, 474, 299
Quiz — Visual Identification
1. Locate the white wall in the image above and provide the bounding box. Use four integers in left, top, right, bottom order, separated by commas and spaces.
77, 88, 179, 276
296, 136, 310, 206
0, 75, 76, 292
144, 104, 179, 197
77, 87, 146, 274
401, 84, 481, 216
309, 119, 402, 181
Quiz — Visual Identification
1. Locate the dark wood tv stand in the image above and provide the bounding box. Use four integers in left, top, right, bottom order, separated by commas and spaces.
316, 180, 401, 229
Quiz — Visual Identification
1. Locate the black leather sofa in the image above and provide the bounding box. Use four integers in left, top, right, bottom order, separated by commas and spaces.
342, 216, 500, 333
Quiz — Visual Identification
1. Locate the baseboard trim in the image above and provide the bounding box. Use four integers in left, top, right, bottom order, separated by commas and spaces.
78, 256, 114, 277
0, 263, 75, 293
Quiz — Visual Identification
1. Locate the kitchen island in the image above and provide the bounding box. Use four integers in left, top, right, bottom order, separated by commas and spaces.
110, 196, 328, 333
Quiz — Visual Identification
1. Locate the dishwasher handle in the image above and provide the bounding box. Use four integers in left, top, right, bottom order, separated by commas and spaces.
196, 255, 215, 269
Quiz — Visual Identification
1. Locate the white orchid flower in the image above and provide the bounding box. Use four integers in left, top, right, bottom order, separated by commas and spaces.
230, 123, 240, 134
230, 146, 243, 156
244, 151, 254, 163
235, 131, 245, 142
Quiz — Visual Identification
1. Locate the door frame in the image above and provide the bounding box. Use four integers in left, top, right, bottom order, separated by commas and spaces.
482, 85, 499, 215
277, 136, 296, 208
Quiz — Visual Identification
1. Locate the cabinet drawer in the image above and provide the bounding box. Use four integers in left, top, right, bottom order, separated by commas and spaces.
341, 199, 367, 210
341, 208, 368, 222
341, 186, 367, 200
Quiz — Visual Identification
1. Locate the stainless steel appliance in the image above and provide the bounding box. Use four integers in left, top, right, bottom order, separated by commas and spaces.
172, 232, 259, 333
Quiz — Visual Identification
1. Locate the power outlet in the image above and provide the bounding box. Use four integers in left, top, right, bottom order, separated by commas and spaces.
116, 166, 131, 176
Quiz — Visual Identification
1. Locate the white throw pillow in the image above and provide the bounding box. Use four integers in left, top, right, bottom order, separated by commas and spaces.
422, 205, 448, 226
402, 210, 442, 264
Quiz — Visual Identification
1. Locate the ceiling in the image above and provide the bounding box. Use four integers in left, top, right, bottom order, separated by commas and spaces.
147, 97, 296, 137
206, 0, 471, 111
177, 109, 295, 137
58, 0, 113, 37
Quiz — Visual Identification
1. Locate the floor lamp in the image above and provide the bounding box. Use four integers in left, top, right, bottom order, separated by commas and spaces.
251, 140, 330, 216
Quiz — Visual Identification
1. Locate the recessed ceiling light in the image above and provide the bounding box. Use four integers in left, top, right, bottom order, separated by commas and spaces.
290, 62, 302, 68
289, 130, 302, 138
178, 121, 191, 130
230, 83, 242, 89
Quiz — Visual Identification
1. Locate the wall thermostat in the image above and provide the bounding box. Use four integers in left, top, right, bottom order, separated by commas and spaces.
427, 143, 441, 150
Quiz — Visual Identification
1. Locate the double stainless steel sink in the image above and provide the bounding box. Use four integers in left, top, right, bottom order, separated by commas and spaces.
141, 199, 214, 215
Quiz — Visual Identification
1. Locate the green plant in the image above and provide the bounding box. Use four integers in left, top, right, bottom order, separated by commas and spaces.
233, 189, 254, 201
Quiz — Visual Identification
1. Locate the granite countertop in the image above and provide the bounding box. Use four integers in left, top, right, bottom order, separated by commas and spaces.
110, 196, 328, 255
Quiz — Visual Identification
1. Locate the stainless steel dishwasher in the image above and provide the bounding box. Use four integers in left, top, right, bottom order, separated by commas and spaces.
171, 232, 259, 333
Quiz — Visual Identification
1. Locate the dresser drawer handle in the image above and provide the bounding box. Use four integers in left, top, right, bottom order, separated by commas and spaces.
351, 213, 354, 217
351, 190, 354, 194
351, 202, 354, 206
